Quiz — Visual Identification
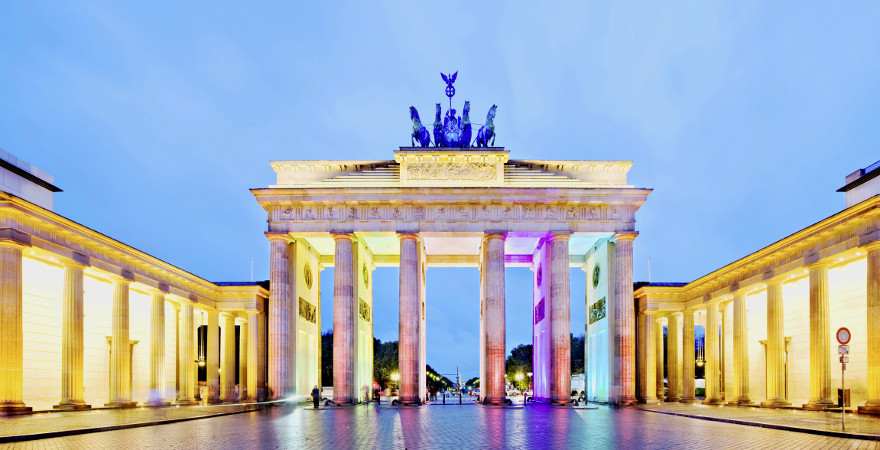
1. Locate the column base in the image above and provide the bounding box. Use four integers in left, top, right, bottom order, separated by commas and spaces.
0, 402, 32, 416
678, 397, 694, 403
726, 398, 754, 406
175, 399, 199, 406
703, 398, 723, 405
760, 399, 790, 408
481, 398, 507, 406
857, 404, 880, 415
104, 401, 137, 409
803, 400, 835, 411
640, 397, 661, 405
145, 400, 172, 407
53, 401, 92, 411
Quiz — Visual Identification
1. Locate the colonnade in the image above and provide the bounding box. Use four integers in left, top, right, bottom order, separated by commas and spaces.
638, 243, 880, 411
0, 234, 268, 415
266, 230, 638, 406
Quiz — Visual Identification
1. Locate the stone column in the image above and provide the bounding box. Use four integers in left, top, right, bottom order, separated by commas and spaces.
731, 291, 750, 405
680, 310, 695, 402
763, 280, 789, 407
246, 311, 259, 402
55, 259, 90, 410
805, 263, 834, 410
704, 302, 722, 404
482, 231, 507, 405
667, 312, 682, 401
239, 316, 248, 401
147, 291, 169, 406
177, 302, 196, 404
221, 313, 236, 401
398, 233, 422, 405
549, 232, 571, 405
267, 234, 292, 400
655, 317, 665, 400
641, 311, 658, 403
206, 309, 220, 403
610, 232, 637, 406
333, 232, 356, 404
0, 239, 31, 415
107, 276, 135, 408
861, 244, 880, 413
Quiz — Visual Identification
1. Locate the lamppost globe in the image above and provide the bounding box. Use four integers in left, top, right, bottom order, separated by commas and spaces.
390, 371, 400, 382
514, 372, 524, 382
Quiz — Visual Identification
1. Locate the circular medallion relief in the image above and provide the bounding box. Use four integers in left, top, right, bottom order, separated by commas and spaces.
304, 263, 313, 290
592, 264, 601, 289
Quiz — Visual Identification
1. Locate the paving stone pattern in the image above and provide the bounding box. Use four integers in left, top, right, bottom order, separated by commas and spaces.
1, 403, 879, 449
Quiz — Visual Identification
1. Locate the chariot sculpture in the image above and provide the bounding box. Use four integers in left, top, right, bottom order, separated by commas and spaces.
408, 71, 498, 148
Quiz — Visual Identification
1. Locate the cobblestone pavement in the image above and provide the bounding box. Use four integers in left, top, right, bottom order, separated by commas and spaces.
640, 402, 880, 438
0, 403, 263, 441
2, 403, 879, 449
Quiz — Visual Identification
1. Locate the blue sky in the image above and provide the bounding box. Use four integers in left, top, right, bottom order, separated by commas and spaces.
3, 1, 879, 378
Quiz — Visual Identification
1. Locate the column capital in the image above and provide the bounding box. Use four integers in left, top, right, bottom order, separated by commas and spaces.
861, 239, 880, 252
330, 231, 355, 241
62, 252, 90, 270
548, 230, 571, 241
613, 231, 638, 242
483, 230, 508, 240
0, 228, 31, 248
264, 232, 291, 242
107, 270, 135, 284
397, 231, 420, 241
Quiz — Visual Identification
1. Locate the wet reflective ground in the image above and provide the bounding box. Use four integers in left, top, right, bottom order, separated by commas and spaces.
4, 403, 877, 449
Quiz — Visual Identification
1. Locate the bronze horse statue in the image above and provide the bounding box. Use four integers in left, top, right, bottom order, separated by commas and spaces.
475, 104, 497, 147
409, 106, 431, 147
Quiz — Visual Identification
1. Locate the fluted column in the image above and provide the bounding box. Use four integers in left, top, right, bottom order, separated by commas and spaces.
239, 317, 248, 401
147, 291, 169, 406
107, 276, 135, 407
176, 302, 193, 404
333, 232, 356, 404
481, 231, 507, 405
549, 232, 571, 404
221, 313, 236, 401
398, 233, 422, 405
246, 311, 259, 401
655, 317, 665, 400
763, 280, 789, 407
704, 302, 722, 404
667, 312, 682, 401
0, 240, 31, 415
206, 309, 220, 403
861, 244, 880, 413
55, 259, 90, 410
610, 232, 637, 406
680, 310, 695, 402
267, 234, 293, 400
805, 263, 834, 409
177, 302, 196, 404
731, 291, 750, 405
641, 311, 658, 403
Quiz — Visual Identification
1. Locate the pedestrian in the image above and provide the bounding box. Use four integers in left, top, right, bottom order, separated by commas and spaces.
311, 385, 320, 409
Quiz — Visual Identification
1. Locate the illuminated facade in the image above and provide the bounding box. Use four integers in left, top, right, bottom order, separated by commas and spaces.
635, 161, 880, 412
0, 152, 269, 415
252, 148, 650, 405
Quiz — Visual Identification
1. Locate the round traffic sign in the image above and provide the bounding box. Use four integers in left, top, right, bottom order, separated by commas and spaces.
836, 327, 852, 345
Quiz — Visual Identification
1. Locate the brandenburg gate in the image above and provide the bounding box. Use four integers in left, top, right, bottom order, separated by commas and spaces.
251, 148, 651, 406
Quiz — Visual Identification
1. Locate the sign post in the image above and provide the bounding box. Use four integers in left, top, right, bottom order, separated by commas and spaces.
836, 327, 852, 431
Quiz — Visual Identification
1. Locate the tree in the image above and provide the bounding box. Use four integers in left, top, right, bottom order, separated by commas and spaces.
321, 331, 333, 386
373, 338, 398, 390
570, 334, 585, 374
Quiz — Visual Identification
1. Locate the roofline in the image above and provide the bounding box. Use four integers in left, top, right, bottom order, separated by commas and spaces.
0, 158, 62, 192
683, 194, 879, 294
0, 191, 243, 292
838, 164, 880, 192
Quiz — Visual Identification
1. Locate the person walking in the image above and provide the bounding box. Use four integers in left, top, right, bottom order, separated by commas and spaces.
311, 385, 320, 409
